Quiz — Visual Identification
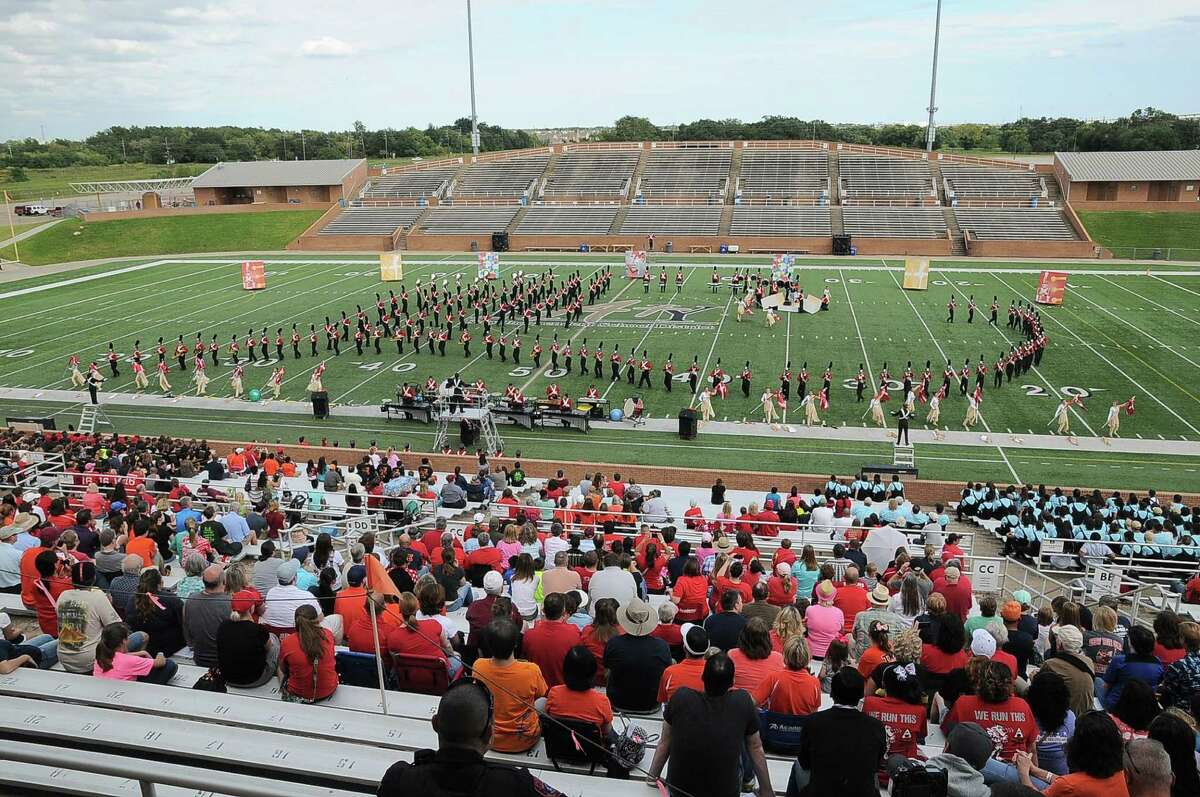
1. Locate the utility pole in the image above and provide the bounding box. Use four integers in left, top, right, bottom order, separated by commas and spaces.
924, 0, 944, 152
466, 0, 480, 157
301, 130, 306, 160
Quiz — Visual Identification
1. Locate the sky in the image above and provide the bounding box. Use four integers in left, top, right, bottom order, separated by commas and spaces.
2, 0, 1198, 141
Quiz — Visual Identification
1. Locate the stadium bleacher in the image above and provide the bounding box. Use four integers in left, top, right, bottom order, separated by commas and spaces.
619, 205, 723, 235
729, 206, 833, 237
542, 150, 639, 198
318, 208, 425, 236
638, 147, 731, 198
738, 150, 829, 199
954, 208, 1080, 240
839, 155, 936, 201
362, 167, 458, 199
453, 154, 551, 198
842, 207, 949, 238
941, 165, 1043, 201
516, 205, 619, 235
417, 206, 520, 235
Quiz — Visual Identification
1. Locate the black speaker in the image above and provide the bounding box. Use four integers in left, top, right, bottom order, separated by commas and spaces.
311, 391, 329, 419
833, 234, 852, 256
491, 232, 510, 252
678, 408, 698, 440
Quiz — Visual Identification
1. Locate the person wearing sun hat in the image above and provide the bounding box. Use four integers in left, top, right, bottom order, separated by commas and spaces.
851, 582, 912, 659
605, 597, 671, 714
805, 580, 845, 660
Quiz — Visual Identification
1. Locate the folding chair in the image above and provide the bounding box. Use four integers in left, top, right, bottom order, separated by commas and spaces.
390, 653, 451, 696
541, 716, 610, 775
336, 650, 382, 689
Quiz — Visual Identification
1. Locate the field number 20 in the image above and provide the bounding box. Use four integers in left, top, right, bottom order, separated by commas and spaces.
1022, 385, 1091, 398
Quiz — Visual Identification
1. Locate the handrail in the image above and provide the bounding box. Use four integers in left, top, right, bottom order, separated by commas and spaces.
0, 450, 65, 490
0, 739, 303, 797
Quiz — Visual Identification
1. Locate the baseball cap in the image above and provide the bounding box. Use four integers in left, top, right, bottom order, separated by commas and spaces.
946, 722, 993, 771
277, 559, 300, 584
944, 566, 961, 583
346, 565, 367, 586
1012, 589, 1032, 606
0, 612, 11, 629
681, 623, 709, 656
568, 589, 589, 612
970, 629, 997, 658
701, 531, 713, 544
483, 570, 504, 594
111, 501, 127, 512
775, 562, 791, 576
1055, 624, 1083, 654
473, 512, 484, 523
1001, 600, 1023, 622
230, 589, 261, 615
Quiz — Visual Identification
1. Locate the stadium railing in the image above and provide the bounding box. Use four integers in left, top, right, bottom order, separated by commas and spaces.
1, 450, 65, 491
1103, 246, 1200, 262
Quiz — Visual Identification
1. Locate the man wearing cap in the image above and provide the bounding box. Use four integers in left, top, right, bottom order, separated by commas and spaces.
0, 524, 23, 594
605, 596, 671, 714
334, 564, 370, 632
658, 623, 712, 704
1000, 600, 1036, 680
886, 721, 992, 797
851, 583, 913, 659
264, 559, 320, 632
522, 593, 581, 688
587, 552, 637, 613
937, 566, 973, 622
1011, 589, 1040, 639
465, 571, 519, 659
56, 561, 121, 674
183, 565, 231, 669
1039, 624, 1095, 721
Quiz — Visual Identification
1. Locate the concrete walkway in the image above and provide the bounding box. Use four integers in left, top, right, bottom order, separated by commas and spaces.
4, 385, 1197, 458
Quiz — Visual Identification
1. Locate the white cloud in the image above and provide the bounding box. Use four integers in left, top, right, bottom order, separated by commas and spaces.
1048, 48, 1067, 58
0, 12, 59, 35
300, 36, 357, 58
89, 38, 156, 57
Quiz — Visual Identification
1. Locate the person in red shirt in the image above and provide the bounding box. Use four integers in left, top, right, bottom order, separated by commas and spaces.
755, 501, 781, 538
572, 550, 598, 592
650, 602, 683, 651
751, 634, 822, 716
863, 662, 928, 783
936, 566, 973, 622
921, 613, 970, 676
345, 592, 402, 654
766, 563, 798, 607
495, 488, 520, 520
278, 605, 339, 703
670, 558, 709, 622
943, 661, 1037, 764
637, 542, 668, 595
543, 646, 614, 741
658, 623, 710, 703
385, 592, 460, 680
713, 558, 754, 608
31, 551, 71, 636
466, 535, 504, 573
833, 566, 871, 634
522, 593, 582, 687
772, 539, 797, 571
682, 501, 705, 530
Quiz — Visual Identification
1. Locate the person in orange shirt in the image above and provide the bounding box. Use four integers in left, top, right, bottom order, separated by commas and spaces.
280, 458, 297, 478
345, 591, 402, 654
262, 454, 279, 478
226, 447, 246, 475
658, 623, 711, 704
333, 565, 369, 633
543, 646, 614, 742
751, 635, 822, 716
125, 528, 159, 570
472, 618, 547, 753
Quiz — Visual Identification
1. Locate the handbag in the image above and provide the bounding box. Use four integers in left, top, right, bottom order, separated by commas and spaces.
610, 714, 658, 772
193, 667, 227, 693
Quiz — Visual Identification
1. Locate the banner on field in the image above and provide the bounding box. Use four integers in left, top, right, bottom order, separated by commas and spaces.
761, 292, 784, 309
902, 256, 930, 290
801, 294, 823, 314
477, 252, 500, 280
241, 260, 266, 290
771, 253, 795, 280
1035, 270, 1068, 305
624, 250, 648, 278
379, 252, 403, 282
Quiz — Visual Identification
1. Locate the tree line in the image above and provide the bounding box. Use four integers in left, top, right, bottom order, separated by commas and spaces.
2, 109, 1195, 173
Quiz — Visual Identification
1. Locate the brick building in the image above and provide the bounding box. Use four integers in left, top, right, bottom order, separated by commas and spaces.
1054, 150, 1200, 206
191, 159, 368, 206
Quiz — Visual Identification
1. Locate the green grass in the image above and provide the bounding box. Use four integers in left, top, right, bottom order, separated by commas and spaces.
1079, 211, 1200, 260
2, 253, 1200, 491
0, 163, 210, 202
0, 211, 323, 265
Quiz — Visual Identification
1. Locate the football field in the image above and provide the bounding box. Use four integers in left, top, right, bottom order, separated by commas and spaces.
2, 252, 1199, 490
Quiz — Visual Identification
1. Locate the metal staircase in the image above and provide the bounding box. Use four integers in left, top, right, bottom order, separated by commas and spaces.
431, 399, 505, 457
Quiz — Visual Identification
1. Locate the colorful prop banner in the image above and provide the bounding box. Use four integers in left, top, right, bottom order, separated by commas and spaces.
241, 260, 266, 290
902, 257, 930, 290
477, 252, 500, 280
771, 253, 795, 280
1035, 270, 1068, 305
380, 252, 404, 282
624, 249, 648, 278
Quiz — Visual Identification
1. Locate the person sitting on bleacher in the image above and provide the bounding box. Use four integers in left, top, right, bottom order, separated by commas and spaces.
387, 591, 462, 682
183, 564, 230, 669
93, 621, 177, 685
277, 604, 338, 703
215, 589, 277, 688
377, 678, 566, 797
473, 617, 547, 753
541, 644, 614, 743
125, 569, 185, 659
0, 611, 58, 671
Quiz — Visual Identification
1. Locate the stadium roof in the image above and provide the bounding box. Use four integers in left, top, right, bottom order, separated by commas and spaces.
1055, 150, 1200, 182
192, 159, 364, 188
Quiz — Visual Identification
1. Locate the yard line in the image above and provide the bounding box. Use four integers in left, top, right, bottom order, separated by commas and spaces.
947, 270, 1095, 436
886, 266, 1022, 483
840, 267, 878, 393
1097, 275, 1200, 330
991, 272, 1200, 437
1065, 283, 1200, 370
0, 258, 235, 300
599, 267, 697, 401
689, 293, 736, 409
1151, 274, 1200, 299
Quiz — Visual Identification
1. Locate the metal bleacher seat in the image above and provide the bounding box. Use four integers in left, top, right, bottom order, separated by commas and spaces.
619, 205, 723, 235
842, 207, 948, 238
418, 206, 519, 235
941, 165, 1042, 200
640, 148, 731, 198
454, 155, 550, 198
954, 209, 1079, 240
363, 167, 457, 199
543, 150, 639, 198
739, 150, 829, 199
319, 208, 424, 236
730, 206, 832, 236
840, 155, 935, 199
517, 205, 619, 235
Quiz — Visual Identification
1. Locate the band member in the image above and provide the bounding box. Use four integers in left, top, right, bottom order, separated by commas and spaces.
687, 357, 700, 394
460, 329, 472, 357
801, 391, 821, 426
155, 337, 166, 366
157, 361, 172, 394
307, 363, 325, 393
131, 359, 149, 391
989, 297, 999, 325
676, 268, 685, 292
643, 270, 651, 293
761, 388, 777, 424
132, 341, 142, 367
942, 360, 954, 396
593, 344, 604, 379
892, 403, 912, 446
268, 366, 285, 399
289, 327, 302, 359
175, 337, 188, 371
106, 343, 120, 377
927, 386, 943, 428
774, 388, 788, 424
610, 346, 622, 382
821, 288, 831, 311
531, 336, 542, 368
740, 362, 752, 398
765, 307, 779, 328
84, 367, 103, 404
625, 352, 637, 385
1051, 396, 1076, 435
659, 269, 668, 292
959, 359, 970, 396
975, 357, 987, 390
967, 295, 977, 324
230, 364, 244, 398
1105, 400, 1122, 438
247, 330, 257, 363
260, 328, 269, 360
575, 340, 586, 373
663, 354, 675, 392
796, 362, 809, 402
710, 269, 720, 294
865, 389, 886, 428
68, 354, 86, 388
192, 357, 209, 396
308, 325, 319, 357
963, 389, 981, 430
276, 329, 286, 360
697, 387, 715, 423
354, 327, 365, 356
779, 362, 792, 401
512, 335, 522, 365
946, 294, 957, 323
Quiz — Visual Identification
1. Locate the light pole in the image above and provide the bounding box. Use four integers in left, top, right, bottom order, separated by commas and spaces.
924, 0, 944, 152
466, 0, 480, 157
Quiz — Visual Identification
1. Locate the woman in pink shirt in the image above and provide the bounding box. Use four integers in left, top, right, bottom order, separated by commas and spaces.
93, 622, 178, 685
803, 580, 845, 659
